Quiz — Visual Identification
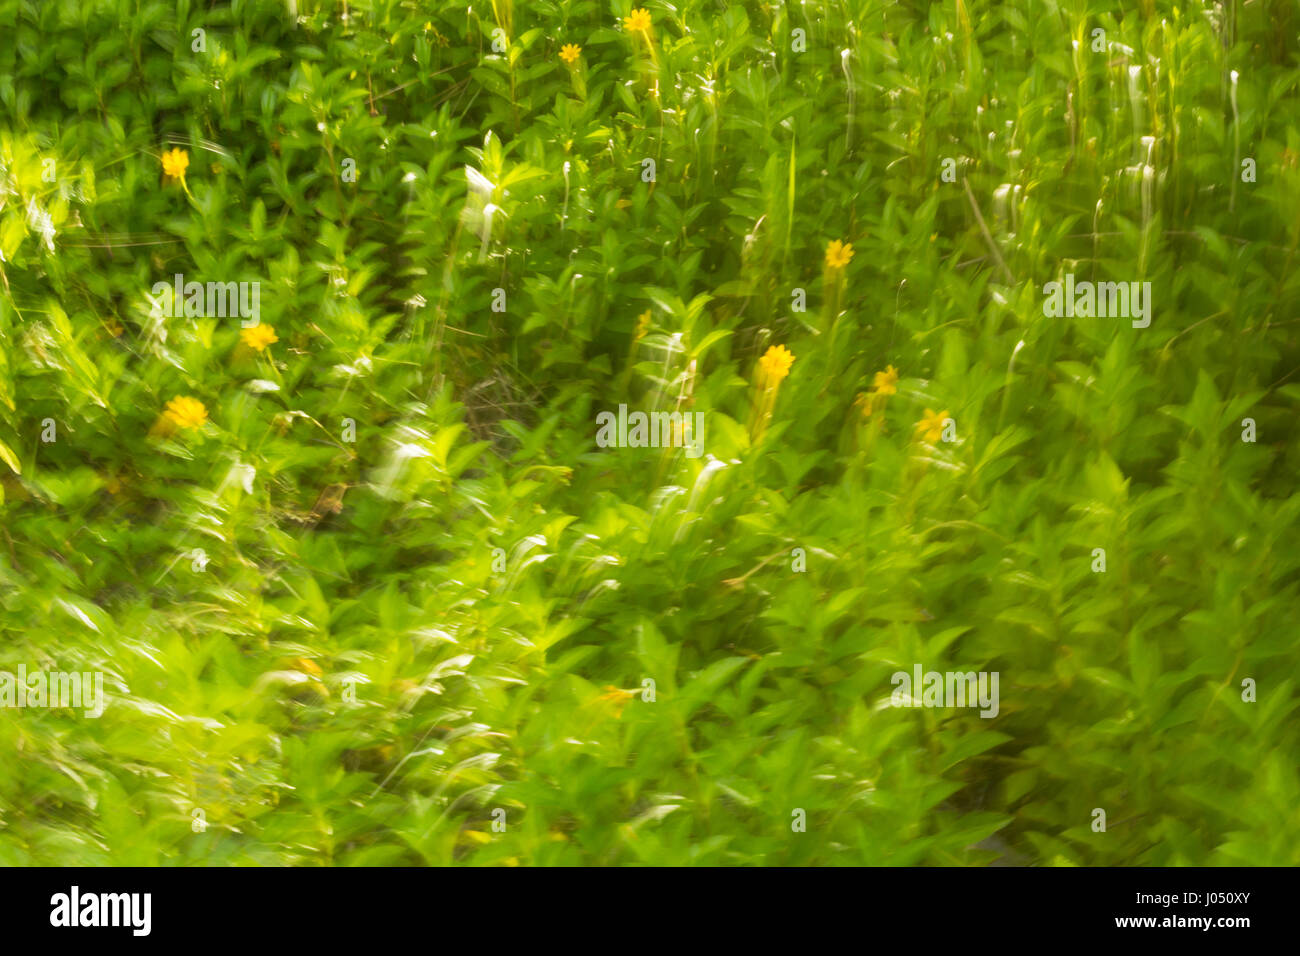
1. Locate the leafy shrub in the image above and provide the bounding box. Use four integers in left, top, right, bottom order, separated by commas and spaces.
0, 0, 1296, 865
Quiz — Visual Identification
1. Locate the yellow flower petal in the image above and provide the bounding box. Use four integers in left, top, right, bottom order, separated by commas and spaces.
757, 344, 796, 388
872, 365, 899, 396
916, 408, 950, 443
161, 148, 189, 181
239, 324, 279, 352
624, 8, 652, 32
164, 396, 208, 431
825, 238, 855, 270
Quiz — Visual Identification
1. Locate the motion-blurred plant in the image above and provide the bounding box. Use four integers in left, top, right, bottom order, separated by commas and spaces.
0, 0, 1296, 867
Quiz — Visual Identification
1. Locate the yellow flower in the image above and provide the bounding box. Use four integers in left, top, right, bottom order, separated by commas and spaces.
757, 344, 796, 388
240, 324, 279, 352
854, 392, 874, 420
872, 365, 899, 396
161, 148, 189, 181
751, 345, 795, 442
916, 408, 950, 443
164, 396, 208, 431
291, 657, 322, 677
634, 310, 651, 340
624, 8, 652, 32
598, 685, 636, 718
560, 43, 582, 65
825, 239, 854, 270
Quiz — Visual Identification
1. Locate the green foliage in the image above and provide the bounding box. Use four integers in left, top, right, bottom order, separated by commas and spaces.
0, 0, 1297, 865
